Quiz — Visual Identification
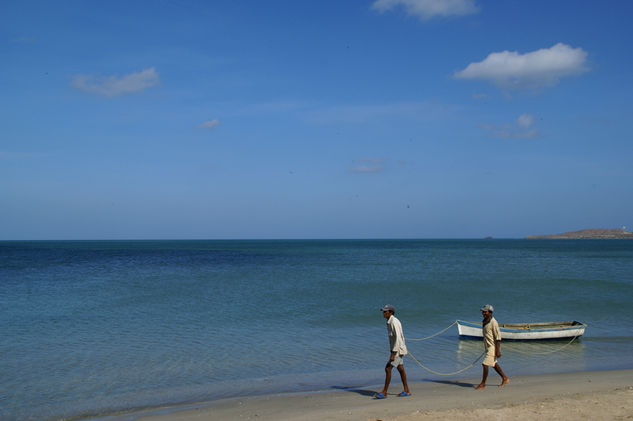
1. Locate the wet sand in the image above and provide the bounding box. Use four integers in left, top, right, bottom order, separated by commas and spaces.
120, 369, 633, 421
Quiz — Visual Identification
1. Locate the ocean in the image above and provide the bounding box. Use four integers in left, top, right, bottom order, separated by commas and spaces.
2, 239, 633, 420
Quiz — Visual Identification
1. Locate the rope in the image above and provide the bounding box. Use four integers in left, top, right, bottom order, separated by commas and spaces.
505, 335, 580, 355
399, 320, 581, 375
403, 320, 483, 375
405, 320, 458, 341
407, 349, 486, 376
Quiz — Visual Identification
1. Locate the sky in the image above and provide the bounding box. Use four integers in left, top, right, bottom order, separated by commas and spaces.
1, 0, 632, 240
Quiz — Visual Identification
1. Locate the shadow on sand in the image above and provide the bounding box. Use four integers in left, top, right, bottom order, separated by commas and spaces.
331, 379, 476, 396
427, 379, 475, 388
330, 386, 379, 397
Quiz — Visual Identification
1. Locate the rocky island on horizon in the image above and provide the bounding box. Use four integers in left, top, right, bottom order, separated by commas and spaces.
527, 228, 633, 239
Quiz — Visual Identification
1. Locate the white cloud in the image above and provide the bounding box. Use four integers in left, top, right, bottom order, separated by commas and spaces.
72, 67, 159, 97
357, 157, 389, 164
516, 113, 534, 128
454, 43, 589, 89
350, 165, 385, 173
197, 119, 221, 129
480, 113, 540, 139
306, 101, 454, 125
350, 157, 390, 173
372, 0, 478, 20
10, 36, 36, 43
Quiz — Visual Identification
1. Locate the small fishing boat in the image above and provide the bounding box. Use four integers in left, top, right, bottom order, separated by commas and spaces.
457, 320, 586, 340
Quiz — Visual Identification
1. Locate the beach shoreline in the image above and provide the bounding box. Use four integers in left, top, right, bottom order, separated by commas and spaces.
5, 240, 632, 421
89, 369, 633, 421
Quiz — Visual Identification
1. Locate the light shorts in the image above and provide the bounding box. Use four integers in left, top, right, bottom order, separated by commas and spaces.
483, 350, 497, 367
389, 353, 404, 367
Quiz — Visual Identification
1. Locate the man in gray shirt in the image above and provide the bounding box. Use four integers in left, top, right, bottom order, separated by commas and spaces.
374, 304, 411, 399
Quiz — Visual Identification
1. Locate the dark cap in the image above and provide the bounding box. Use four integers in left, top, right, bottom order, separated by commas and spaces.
380, 304, 395, 312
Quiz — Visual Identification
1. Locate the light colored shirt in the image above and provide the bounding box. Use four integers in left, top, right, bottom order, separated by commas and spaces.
386, 315, 408, 356
483, 317, 501, 351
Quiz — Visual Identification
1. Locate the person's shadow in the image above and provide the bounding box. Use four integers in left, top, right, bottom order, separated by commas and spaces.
428, 379, 474, 388
330, 386, 379, 396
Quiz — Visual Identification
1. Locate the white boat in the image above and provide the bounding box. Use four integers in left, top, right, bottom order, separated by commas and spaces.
457, 320, 586, 340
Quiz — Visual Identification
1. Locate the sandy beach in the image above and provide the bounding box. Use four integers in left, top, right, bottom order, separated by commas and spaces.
114, 369, 633, 421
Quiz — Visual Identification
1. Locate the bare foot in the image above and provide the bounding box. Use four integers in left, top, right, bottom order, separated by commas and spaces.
499, 378, 510, 387
475, 383, 486, 390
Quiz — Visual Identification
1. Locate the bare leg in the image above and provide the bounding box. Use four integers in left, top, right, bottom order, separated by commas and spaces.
379, 363, 393, 395
475, 364, 488, 389
494, 363, 510, 387
396, 364, 410, 394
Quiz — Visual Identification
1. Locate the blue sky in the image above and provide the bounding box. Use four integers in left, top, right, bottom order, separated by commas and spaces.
2, 0, 632, 239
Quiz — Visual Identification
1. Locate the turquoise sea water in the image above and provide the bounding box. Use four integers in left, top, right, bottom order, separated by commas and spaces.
2, 239, 633, 420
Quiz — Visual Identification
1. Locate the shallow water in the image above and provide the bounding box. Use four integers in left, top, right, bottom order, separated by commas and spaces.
2, 239, 632, 420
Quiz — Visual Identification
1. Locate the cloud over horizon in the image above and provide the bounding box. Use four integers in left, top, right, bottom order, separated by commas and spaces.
481, 113, 541, 139
197, 119, 221, 129
306, 101, 454, 125
372, 0, 478, 21
349, 157, 389, 173
517, 113, 534, 128
349, 165, 385, 173
454, 43, 589, 89
10, 36, 36, 43
72, 68, 159, 97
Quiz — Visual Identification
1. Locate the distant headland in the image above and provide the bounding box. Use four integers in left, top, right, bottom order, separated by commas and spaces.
527, 228, 633, 239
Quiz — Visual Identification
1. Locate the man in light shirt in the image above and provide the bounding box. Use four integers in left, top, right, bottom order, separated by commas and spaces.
476, 304, 510, 389
374, 304, 411, 399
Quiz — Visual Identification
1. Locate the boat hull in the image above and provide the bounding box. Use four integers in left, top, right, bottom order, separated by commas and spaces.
457, 320, 586, 340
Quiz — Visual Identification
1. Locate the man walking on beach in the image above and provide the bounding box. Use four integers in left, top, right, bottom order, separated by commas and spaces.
374, 304, 411, 399
476, 304, 510, 389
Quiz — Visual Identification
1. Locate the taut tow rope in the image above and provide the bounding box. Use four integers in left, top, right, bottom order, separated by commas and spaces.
401, 320, 581, 376
405, 320, 458, 341
404, 320, 484, 376
407, 349, 486, 376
